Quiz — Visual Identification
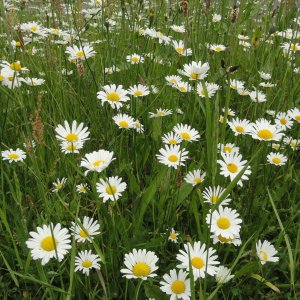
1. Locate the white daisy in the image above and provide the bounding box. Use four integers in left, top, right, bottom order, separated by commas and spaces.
168, 228, 179, 243
96, 176, 127, 202
175, 81, 193, 93
211, 233, 242, 246
76, 183, 89, 194
149, 108, 173, 118
75, 250, 101, 275
283, 136, 299, 151
258, 71, 272, 80
65, 45, 96, 62
209, 44, 226, 52
275, 112, 293, 130
52, 177, 67, 193
156, 145, 189, 169
215, 266, 234, 284
172, 40, 192, 56
249, 119, 284, 142
267, 152, 288, 166
70, 216, 100, 243
173, 123, 200, 142
170, 25, 185, 33
202, 186, 231, 206
165, 75, 183, 86
249, 89, 267, 103
197, 82, 220, 98
60, 141, 84, 154
184, 169, 206, 186
218, 143, 239, 154
228, 118, 252, 136
256, 240, 279, 265
162, 132, 182, 145
97, 84, 130, 109
1, 148, 26, 163
288, 107, 300, 123
178, 61, 210, 81
126, 53, 144, 64
113, 113, 135, 129
127, 84, 150, 98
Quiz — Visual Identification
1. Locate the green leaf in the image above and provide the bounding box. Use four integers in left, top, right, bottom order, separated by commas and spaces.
144, 283, 169, 300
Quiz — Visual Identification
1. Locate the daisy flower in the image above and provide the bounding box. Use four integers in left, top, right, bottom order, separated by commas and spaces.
156, 145, 189, 169
218, 143, 239, 154
207, 206, 242, 239
168, 228, 179, 243
237, 88, 250, 96
256, 240, 279, 265
249, 89, 267, 103
212, 14, 222, 22
258, 71, 272, 80
274, 112, 293, 130
259, 82, 276, 88
26, 223, 71, 265
1, 148, 26, 163
55, 120, 90, 144
209, 44, 226, 52
267, 152, 288, 166
113, 113, 135, 129
75, 250, 101, 276
176, 241, 220, 280
23, 77, 45, 86
170, 25, 185, 33
284, 137, 299, 151
249, 119, 284, 142
165, 75, 182, 86
172, 40, 192, 56
211, 233, 242, 246
52, 177, 67, 193
21, 21, 48, 36
202, 186, 231, 206
65, 45, 96, 62
222, 107, 235, 117
160, 269, 191, 300
217, 152, 251, 186
97, 84, 130, 109
173, 123, 200, 142
126, 53, 144, 64
228, 117, 252, 136
76, 183, 89, 194
70, 216, 100, 243
127, 84, 150, 98
149, 108, 172, 118
133, 120, 144, 133
96, 176, 127, 202
229, 79, 245, 90
288, 107, 300, 123
237, 34, 250, 40
120, 249, 159, 280
281, 42, 300, 53
175, 81, 193, 93
184, 169, 206, 186
162, 132, 182, 145
80, 149, 115, 175
60, 141, 84, 154
178, 61, 210, 81
215, 266, 234, 284
197, 82, 220, 98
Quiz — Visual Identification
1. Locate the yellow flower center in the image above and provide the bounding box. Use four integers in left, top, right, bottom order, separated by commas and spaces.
257, 129, 273, 140
169, 139, 177, 145
66, 133, 78, 142
80, 187, 86, 192
171, 280, 186, 294
215, 46, 223, 51
10, 62, 21, 71
217, 217, 231, 229
223, 146, 232, 153
227, 163, 238, 173
93, 159, 105, 167
31, 26, 38, 31
76, 51, 84, 57
132, 262, 151, 277
40, 236, 57, 251
231, 85, 237, 89
8, 153, 19, 159
8, 76, 14, 81
56, 183, 62, 190
260, 251, 268, 261
170, 79, 177, 83
106, 185, 116, 195
218, 235, 232, 243
134, 90, 143, 97
191, 257, 204, 269
290, 44, 299, 51
169, 233, 177, 239
190, 73, 200, 79
16, 41, 22, 47
295, 115, 300, 121
79, 229, 88, 238
272, 157, 281, 164
176, 47, 184, 53
67, 144, 77, 151
168, 154, 178, 162
179, 86, 187, 92
181, 132, 191, 140
82, 260, 93, 268
119, 121, 129, 128
235, 126, 244, 133
0, 75, 4, 81
193, 178, 202, 184
107, 92, 120, 102
280, 118, 287, 125
131, 57, 139, 63
211, 195, 219, 203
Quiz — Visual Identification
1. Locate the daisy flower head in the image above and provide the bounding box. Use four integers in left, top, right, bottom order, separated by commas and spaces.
75, 250, 101, 276
197, 82, 220, 98
178, 61, 210, 81
215, 266, 234, 284
170, 25, 185, 33
55, 120, 90, 144
65, 45, 96, 62
70, 216, 100, 243
173, 123, 200, 142
211, 233, 242, 246
275, 112, 293, 130
149, 108, 173, 118
156, 145, 189, 169
120, 249, 159, 280
168, 228, 179, 243
228, 117, 251, 136
160, 269, 191, 300
222, 107, 235, 117
127, 84, 150, 98
60, 141, 84, 154
176, 241, 220, 280
281, 42, 300, 53
288, 107, 300, 123
217, 152, 251, 186
97, 84, 130, 109
21, 21, 48, 36
1, 148, 26, 163
258, 71, 272, 80
249, 89, 267, 103
267, 152, 287, 166
113, 113, 135, 129
23, 77, 45, 86
184, 169, 206, 186
76, 183, 89, 194
259, 82, 276, 88
165, 75, 182, 86
209, 44, 226, 52
80, 149, 115, 175
249, 119, 284, 142
162, 132, 182, 145
96, 176, 127, 203
229, 79, 245, 90
212, 14, 222, 22
175, 81, 193, 93
284, 137, 300, 151
26, 223, 71, 265
218, 143, 239, 154
256, 240, 279, 265
52, 177, 67, 193
126, 53, 144, 64
172, 40, 192, 56
202, 186, 231, 206
237, 87, 250, 96
133, 120, 144, 133
207, 206, 242, 239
